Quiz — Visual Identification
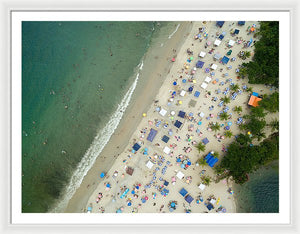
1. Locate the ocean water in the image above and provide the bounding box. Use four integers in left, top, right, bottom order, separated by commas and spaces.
234, 162, 279, 213
22, 21, 180, 212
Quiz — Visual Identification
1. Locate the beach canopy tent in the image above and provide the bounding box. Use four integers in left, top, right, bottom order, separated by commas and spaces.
199, 183, 206, 191
126, 166, 134, 176
238, 21, 245, 26
146, 160, 154, 169
216, 21, 225, 28
164, 181, 169, 186
159, 108, 167, 116
248, 95, 262, 107
132, 143, 141, 151
185, 194, 194, 204
252, 92, 259, 97
214, 53, 221, 60
207, 203, 214, 211
180, 90, 186, 97
147, 128, 158, 142
205, 152, 219, 167
189, 99, 197, 107
205, 76, 212, 83
162, 135, 170, 143
214, 39, 221, 46
221, 56, 230, 64
177, 171, 185, 180
218, 34, 224, 40
194, 91, 200, 97
199, 51, 206, 58
202, 137, 209, 145
211, 64, 218, 70
234, 29, 240, 35
178, 111, 186, 118
201, 82, 208, 89
179, 188, 188, 197
174, 120, 183, 128
228, 40, 235, 47
196, 60, 205, 68
163, 146, 171, 154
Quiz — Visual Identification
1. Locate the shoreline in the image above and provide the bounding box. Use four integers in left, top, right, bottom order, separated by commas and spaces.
63, 22, 193, 213
64, 21, 278, 214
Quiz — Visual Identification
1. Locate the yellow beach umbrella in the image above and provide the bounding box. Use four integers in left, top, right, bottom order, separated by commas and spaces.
179, 100, 182, 105
142, 113, 147, 117
193, 80, 197, 84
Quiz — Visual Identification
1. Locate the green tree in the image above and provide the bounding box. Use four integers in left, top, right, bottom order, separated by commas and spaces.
244, 116, 266, 136
259, 92, 279, 113
211, 122, 221, 132
234, 106, 243, 114
196, 142, 206, 153
212, 151, 220, 159
251, 106, 266, 118
236, 133, 252, 146
221, 96, 230, 104
201, 175, 211, 186
241, 22, 279, 87
268, 119, 279, 131
224, 130, 233, 138
246, 86, 253, 93
231, 84, 240, 92
197, 157, 208, 166
219, 112, 229, 121
241, 51, 251, 60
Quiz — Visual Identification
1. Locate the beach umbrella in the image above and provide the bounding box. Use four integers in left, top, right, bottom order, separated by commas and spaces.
155, 107, 160, 112
142, 113, 147, 117
131, 190, 135, 194
136, 186, 139, 189
100, 172, 105, 178
172, 58, 176, 62
205, 68, 210, 73
189, 112, 193, 116
171, 111, 175, 116
106, 183, 111, 188
178, 101, 182, 105
127, 202, 132, 206
173, 81, 177, 86
116, 209, 122, 213
181, 164, 185, 168
198, 121, 202, 125
228, 121, 232, 126
193, 80, 197, 84
225, 126, 230, 130
190, 56, 194, 61
182, 79, 186, 83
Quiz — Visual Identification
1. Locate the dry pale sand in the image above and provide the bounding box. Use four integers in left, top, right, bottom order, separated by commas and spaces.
70, 21, 278, 214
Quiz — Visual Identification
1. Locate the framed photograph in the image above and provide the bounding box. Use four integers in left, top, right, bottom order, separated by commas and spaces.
1, 1, 299, 233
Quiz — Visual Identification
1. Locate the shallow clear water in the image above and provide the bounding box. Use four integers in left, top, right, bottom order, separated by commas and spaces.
22, 21, 178, 212
234, 162, 279, 213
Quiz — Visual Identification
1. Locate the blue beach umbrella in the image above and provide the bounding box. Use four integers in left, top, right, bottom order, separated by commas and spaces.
127, 202, 132, 206
181, 164, 185, 168
182, 79, 187, 83
131, 190, 135, 194
228, 121, 232, 126
100, 172, 105, 178
173, 81, 177, 86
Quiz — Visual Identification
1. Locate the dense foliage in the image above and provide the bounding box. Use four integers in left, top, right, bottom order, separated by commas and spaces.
241, 21, 279, 87
219, 132, 279, 184
259, 92, 279, 113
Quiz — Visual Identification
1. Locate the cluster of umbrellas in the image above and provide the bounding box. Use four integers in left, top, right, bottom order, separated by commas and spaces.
176, 155, 192, 169
168, 200, 178, 212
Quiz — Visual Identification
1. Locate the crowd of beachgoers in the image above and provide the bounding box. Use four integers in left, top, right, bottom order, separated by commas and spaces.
81, 21, 276, 214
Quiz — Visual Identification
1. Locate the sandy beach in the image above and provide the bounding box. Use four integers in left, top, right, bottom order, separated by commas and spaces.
64, 21, 278, 214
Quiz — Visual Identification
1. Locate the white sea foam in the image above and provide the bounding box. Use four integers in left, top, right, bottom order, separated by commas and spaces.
51, 62, 143, 212
168, 24, 181, 39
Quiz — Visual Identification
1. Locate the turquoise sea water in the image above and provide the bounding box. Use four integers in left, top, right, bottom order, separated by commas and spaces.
22, 21, 178, 212
234, 162, 279, 213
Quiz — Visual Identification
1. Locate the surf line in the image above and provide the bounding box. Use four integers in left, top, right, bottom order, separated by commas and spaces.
168, 24, 181, 39
51, 61, 143, 212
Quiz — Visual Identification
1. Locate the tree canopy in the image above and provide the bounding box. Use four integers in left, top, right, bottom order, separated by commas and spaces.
259, 92, 279, 113
219, 132, 279, 184
241, 21, 279, 87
